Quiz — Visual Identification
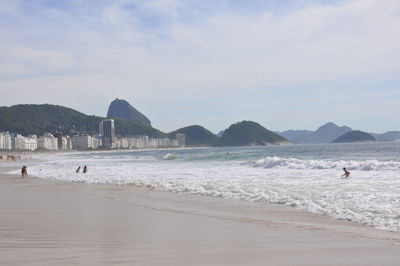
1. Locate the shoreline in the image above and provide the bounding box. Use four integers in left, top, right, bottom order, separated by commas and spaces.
1, 168, 399, 265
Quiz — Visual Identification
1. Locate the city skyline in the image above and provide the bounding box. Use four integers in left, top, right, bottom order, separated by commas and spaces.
0, 0, 399, 133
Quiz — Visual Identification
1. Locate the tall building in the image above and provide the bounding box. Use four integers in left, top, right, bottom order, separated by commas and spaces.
99, 119, 115, 148
176, 133, 186, 147
0, 132, 12, 150
0, 132, 5, 149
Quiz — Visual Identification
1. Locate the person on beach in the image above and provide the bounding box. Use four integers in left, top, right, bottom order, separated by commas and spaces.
342, 167, 350, 178
83, 166, 87, 174
76, 166, 81, 173
21, 165, 28, 178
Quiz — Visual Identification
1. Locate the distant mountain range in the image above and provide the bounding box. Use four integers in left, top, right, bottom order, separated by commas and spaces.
374, 131, 400, 141
276, 122, 400, 144
275, 129, 313, 143
276, 122, 352, 143
1, 100, 399, 147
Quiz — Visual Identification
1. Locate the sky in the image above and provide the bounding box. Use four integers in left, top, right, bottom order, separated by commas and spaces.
0, 0, 399, 134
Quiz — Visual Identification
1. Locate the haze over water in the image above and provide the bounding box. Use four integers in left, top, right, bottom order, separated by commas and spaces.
30, 141, 400, 232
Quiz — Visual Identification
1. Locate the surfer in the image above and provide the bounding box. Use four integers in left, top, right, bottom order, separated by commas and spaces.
76, 166, 81, 173
342, 167, 350, 178
83, 166, 87, 174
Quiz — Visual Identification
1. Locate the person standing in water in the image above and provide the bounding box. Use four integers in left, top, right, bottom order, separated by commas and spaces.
83, 166, 87, 174
21, 165, 28, 178
76, 166, 81, 173
342, 167, 350, 178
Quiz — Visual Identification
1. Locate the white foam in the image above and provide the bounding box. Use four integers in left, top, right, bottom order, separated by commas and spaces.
163, 153, 180, 160
252, 156, 400, 171
27, 153, 400, 233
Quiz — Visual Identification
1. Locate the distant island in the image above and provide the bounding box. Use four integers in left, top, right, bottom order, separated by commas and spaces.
332, 130, 376, 143
168, 125, 218, 147
217, 121, 287, 146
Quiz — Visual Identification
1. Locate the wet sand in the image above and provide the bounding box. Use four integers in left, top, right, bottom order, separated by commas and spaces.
0, 171, 399, 265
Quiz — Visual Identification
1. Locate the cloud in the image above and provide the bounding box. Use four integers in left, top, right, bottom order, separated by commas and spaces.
0, 0, 399, 132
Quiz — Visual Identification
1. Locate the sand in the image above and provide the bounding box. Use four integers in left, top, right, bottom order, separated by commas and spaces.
0, 168, 399, 265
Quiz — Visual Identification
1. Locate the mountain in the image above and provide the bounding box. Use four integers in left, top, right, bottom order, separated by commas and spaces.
276, 129, 314, 143
296, 122, 352, 143
0, 104, 165, 138
216, 121, 287, 147
168, 125, 218, 146
375, 131, 400, 141
217, 130, 225, 137
332, 130, 376, 143
107, 98, 151, 126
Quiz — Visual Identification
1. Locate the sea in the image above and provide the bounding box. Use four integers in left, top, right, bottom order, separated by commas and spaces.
28, 141, 400, 232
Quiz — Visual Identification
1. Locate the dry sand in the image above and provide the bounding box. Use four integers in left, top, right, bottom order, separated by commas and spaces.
0, 170, 399, 265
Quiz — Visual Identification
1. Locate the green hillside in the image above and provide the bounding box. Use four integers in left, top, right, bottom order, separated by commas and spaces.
332, 130, 375, 143
0, 104, 165, 137
168, 125, 218, 146
216, 121, 287, 146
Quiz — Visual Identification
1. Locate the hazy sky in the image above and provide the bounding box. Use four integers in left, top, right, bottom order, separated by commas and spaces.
0, 0, 399, 133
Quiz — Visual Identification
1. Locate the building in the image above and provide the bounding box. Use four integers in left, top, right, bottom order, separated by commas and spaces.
71, 135, 101, 150
92, 136, 102, 149
176, 133, 186, 147
54, 133, 73, 151
37, 133, 58, 151
25, 136, 38, 151
99, 119, 115, 148
72, 135, 91, 149
14, 134, 38, 151
0, 131, 13, 150
60, 136, 73, 150
0, 132, 12, 150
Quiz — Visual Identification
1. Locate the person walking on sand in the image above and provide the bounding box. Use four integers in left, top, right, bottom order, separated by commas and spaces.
342, 167, 350, 178
21, 165, 28, 178
83, 166, 87, 174
76, 166, 81, 173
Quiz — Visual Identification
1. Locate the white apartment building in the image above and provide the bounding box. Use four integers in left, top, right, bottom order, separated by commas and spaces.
148, 138, 157, 148
37, 133, 58, 151
157, 138, 171, 147
58, 136, 73, 150
71, 135, 101, 150
115, 138, 129, 149
0, 133, 5, 150
14, 134, 38, 151
25, 136, 38, 151
113, 136, 180, 149
92, 137, 102, 149
0, 132, 12, 150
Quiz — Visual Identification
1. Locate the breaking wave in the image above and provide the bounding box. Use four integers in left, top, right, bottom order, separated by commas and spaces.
251, 156, 400, 171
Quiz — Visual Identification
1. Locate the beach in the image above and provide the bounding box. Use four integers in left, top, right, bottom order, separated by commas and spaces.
1, 165, 400, 265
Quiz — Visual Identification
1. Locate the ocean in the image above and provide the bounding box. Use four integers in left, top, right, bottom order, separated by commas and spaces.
29, 141, 400, 232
